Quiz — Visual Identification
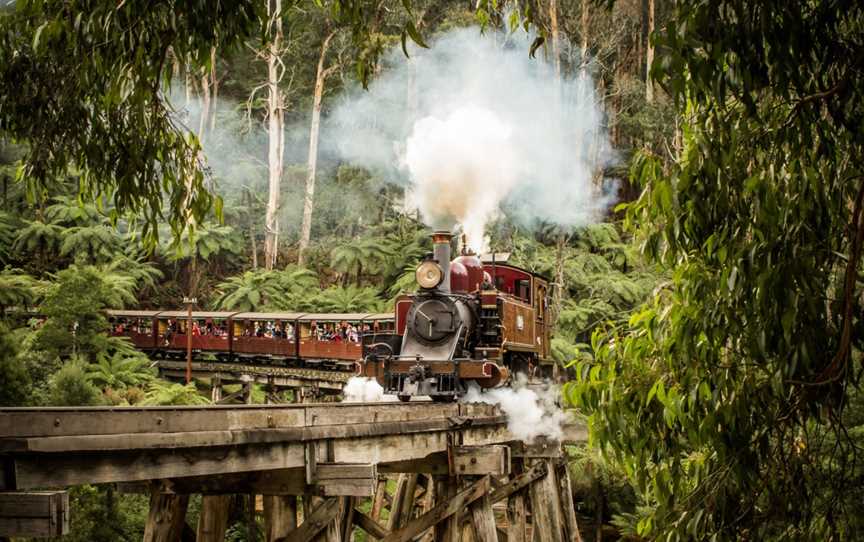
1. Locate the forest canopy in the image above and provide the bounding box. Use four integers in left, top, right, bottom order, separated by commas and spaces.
1, 0, 863, 540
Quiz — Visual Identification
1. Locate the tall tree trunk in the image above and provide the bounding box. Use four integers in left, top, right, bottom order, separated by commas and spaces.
264, 0, 285, 270
198, 70, 211, 142
549, 0, 561, 78
297, 31, 336, 267
209, 46, 219, 132
580, 0, 588, 71
243, 189, 258, 269
646, 0, 655, 103
550, 231, 569, 330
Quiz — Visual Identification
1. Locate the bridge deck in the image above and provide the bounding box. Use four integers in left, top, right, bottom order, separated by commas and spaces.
0, 403, 585, 491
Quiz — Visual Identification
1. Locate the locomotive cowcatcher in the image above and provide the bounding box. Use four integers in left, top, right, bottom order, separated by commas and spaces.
358, 230, 553, 401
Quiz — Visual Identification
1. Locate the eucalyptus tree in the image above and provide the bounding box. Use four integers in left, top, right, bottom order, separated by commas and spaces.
0, 0, 424, 250
570, 1, 864, 538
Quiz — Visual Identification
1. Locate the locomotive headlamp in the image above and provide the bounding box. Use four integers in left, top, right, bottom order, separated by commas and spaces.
416, 261, 444, 289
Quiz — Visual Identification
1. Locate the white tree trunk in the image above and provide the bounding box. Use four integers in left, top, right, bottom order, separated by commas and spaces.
198, 71, 210, 142
550, 0, 561, 78
263, 0, 284, 270
646, 0, 655, 103
209, 46, 219, 132
298, 31, 335, 267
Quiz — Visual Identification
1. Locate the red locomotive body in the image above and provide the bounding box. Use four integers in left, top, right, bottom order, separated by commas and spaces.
359, 231, 553, 401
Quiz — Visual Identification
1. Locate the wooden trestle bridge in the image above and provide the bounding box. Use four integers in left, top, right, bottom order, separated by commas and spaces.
0, 402, 587, 541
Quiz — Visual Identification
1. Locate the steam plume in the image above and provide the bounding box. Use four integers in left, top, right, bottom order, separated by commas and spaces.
462, 374, 566, 443
328, 27, 614, 250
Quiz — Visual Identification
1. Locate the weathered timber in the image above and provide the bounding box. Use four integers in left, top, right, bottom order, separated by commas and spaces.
0, 416, 507, 453
143, 489, 189, 542
197, 495, 230, 542
0, 491, 68, 537
528, 459, 564, 542
317, 462, 376, 480
397, 473, 419, 527
264, 495, 297, 542
340, 497, 356, 542
453, 445, 511, 476
507, 492, 527, 542
557, 464, 582, 542
370, 478, 387, 521
469, 494, 498, 542
378, 453, 449, 474
433, 475, 460, 542
489, 462, 547, 504
276, 497, 339, 542
387, 474, 409, 531
510, 439, 563, 459
353, 508, 389, 539
382, 476, 491, 542
0, 403, 502, 438
3, 423, 516, 490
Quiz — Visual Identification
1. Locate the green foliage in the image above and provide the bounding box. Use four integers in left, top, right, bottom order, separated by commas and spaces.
331, 236, 396, 286
0, 1, 260, 247
0, 322, 32, 406
166, 222, 244, 262
59, 225, 122, 262
143, 380, 211, 406
0, 267, 42, 310
61, 485, 148, 542
307, 285, 386, 313
13, 219, 63, 255
568, 1, 864, 538
86, 348, 155, 392
48, 357, 102, 406
35, 264, 114, 358
214, 267, 318, 311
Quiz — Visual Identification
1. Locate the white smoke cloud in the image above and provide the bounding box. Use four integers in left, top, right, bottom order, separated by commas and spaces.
327, 27, 615, 251
462, 374, 566, 443
342, 376, 387, 402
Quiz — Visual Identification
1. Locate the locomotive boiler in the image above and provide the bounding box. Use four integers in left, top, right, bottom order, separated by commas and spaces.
359, 231, 553, 401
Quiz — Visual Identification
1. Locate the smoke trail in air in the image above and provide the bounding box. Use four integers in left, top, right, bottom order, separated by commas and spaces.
327, 27, 615, 251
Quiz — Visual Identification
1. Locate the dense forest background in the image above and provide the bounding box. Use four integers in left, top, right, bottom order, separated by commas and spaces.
1, 0, 863, 540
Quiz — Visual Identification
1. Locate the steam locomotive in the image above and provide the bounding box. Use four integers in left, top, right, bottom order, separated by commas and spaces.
359, 231, 553, 402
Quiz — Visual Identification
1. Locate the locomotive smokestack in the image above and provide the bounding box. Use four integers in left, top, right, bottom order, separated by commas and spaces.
432, 231, 452, 293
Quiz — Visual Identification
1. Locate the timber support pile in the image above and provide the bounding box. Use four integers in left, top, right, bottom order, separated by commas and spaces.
0, 403, 586, 540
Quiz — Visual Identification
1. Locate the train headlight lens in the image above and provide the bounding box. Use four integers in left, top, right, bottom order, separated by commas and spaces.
416, 261, 443, 289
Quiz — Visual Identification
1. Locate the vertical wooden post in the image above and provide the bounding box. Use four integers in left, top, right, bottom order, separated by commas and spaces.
143, 488, 190, 542
470, 493, 498, 542
433, 475, 460, 542
557, 464, 582, 542
264, 495, 297, 542
211, 377, 222, 403
340, 497, 356, 542
528, 459, 564, 542
247, 493, 257, 542
244, 380, 254, 404
197, 495, 230, 542
417, 474, 437, 542
508, 491, 527, 542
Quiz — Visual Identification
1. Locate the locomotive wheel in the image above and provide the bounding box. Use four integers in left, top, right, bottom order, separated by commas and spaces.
431, 395, 456, 403
397, 394, 411, 403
